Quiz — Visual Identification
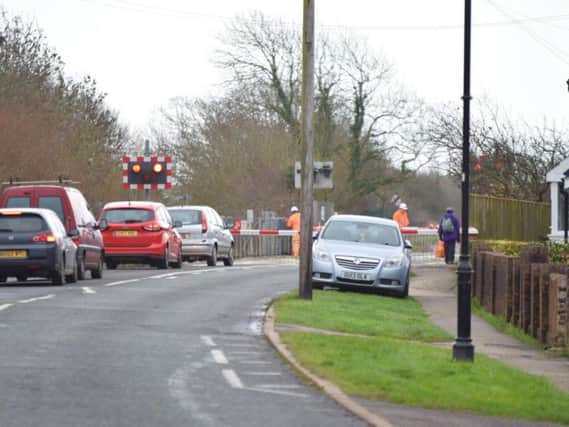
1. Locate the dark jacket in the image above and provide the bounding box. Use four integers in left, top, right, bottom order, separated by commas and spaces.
438, 211, 460, 242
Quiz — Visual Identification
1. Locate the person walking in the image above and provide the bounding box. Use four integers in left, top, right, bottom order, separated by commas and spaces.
392, 203, 410, 228
287, 206, 301, 257
438, 207, 460, 264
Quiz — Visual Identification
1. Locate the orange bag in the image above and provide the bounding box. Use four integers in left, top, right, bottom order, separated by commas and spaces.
434, 240, 445, 258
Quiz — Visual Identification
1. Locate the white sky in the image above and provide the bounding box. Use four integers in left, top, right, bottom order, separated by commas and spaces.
2, 0, 569, 130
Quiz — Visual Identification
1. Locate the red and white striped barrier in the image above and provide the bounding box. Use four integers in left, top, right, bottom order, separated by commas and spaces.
231, 227, 478, 237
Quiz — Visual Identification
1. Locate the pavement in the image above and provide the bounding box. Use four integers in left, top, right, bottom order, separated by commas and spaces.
264, 263, 569, 427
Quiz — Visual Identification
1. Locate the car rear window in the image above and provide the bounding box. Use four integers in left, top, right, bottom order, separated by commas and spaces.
102, 208, 155, 223
168, 209, 201, 225
322, 221, 401, 246
0, 213, 47, 233
6, 196, 31, 208
38, 196, 65, 222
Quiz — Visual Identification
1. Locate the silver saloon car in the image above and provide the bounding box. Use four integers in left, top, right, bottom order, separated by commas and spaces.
312, 215, 412, 298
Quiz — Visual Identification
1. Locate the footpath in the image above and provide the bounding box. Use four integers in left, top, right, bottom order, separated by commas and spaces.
264, 264, 569, 427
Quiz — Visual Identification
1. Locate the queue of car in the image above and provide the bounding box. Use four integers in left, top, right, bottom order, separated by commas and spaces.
0, 182, 235, 284
0, 182, 412, 299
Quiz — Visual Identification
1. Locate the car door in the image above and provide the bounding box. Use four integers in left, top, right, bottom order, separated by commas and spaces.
159, 206, 179, 262
211, 208, 230, 256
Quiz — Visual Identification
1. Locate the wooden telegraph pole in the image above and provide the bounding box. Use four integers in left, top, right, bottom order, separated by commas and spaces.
299, 0, 315, 300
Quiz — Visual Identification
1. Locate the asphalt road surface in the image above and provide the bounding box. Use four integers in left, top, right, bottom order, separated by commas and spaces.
0, 261, 367, 427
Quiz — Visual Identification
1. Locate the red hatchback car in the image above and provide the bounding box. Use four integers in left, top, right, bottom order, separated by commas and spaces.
98, 201, 182, 269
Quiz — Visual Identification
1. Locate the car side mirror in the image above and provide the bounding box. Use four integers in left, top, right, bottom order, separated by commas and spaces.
173, 220, 182, 228
312, 231, 319, 240
404, 239, 413, 250
95, 219, 108, 231
67, 229, 80, 238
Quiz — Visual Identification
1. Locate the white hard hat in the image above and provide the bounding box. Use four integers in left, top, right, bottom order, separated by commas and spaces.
399, 203, 408, 210
290, 206, 299, 213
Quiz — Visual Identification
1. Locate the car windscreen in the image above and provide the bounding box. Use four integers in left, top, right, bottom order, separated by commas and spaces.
101, 208, 155, 223
0, 213, 47, 233
168, 209, 201, 225
321, 221, 401, 246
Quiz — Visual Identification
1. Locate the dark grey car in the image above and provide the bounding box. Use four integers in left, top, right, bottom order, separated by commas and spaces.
0, 208, 78, 285
167, 205, 234, 266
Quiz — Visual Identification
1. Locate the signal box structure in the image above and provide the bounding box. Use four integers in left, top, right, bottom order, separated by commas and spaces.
122, 155, 173, 190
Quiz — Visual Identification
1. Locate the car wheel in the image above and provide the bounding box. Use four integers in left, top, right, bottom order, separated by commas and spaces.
0, 276, 6, 283
65, 260, 78, 283
207, 245, 217, 267
51, 264, 65, 286
91, 256, 104, 279
16, 275, 27, 282
106, 261, 117, 270
312, 281, 323, 290
171, 249, 182, 269
223, 246, 234, 267
77, 254, 86, 280
158, 247, 169, 269
396, 275, 410, 299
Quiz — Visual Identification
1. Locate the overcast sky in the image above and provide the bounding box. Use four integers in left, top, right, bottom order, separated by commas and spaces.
2, 0, 569, 130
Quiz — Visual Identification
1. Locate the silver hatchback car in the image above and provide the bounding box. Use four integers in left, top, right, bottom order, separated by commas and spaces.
167, 206, 234, 266
311, 214, 412, 298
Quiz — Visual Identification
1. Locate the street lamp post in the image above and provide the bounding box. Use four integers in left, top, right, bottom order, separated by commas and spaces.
453, 0, 475, 362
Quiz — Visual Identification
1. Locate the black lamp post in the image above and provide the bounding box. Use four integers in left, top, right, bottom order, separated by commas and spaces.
453, 0, 475, 362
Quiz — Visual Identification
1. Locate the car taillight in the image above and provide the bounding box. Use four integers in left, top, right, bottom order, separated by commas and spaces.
143, 223, 162, 232
201, 212, 208, 234
71, 236, 80, 245
32, 233, 56, 243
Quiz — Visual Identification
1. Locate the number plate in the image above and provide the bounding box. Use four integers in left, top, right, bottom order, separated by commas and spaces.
342, 271, 370, 281
114, 230, 138, 237
0, 250, 27, 258
181, 233, 191, 239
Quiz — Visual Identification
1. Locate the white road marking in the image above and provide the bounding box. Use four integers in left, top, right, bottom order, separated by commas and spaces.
166, 276, 177, 280
244, 386, 308, 398
18, 294, 55, 304
225, 343, 260, 348
211, 349, 228, 364
0, 304, 13, 312
229, 351, 262, 355
201, 336, 216, 347
243, 372, 282, 376
257, 384, 301, 389
104, 279, 140, 287
82, 287, 96, 295
222, 369, 244, 389
238, 360, 272, 365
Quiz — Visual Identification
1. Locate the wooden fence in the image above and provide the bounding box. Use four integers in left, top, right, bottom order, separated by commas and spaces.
470, 194, 550, 241
472, 244, 568, 348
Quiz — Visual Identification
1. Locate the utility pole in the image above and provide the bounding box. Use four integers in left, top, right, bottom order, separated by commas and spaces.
144, 139, 151, 202
299, 0, 315, 300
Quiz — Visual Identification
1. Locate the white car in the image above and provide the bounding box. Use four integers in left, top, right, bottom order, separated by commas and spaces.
167, 205, 234, 266
312, 214, 412, 298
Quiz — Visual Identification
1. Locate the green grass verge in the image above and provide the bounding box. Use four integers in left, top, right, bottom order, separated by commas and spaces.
472, 298, 542, 349
274, 290, 569, 424
274, 290, 452, 342
280, 332, 569, 425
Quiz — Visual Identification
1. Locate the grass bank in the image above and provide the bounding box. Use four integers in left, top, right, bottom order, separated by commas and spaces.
273, 290, 569, 425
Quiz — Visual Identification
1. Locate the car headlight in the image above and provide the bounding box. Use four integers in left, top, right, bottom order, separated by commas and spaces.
314, 248, 331, 263
384, 255, 404, 268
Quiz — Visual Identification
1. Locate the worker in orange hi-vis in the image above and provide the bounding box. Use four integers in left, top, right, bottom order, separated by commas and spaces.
287, 206, 301, 256
392, 202, 410, 228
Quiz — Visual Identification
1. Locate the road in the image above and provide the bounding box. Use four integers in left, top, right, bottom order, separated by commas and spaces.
0, 261, 367, 427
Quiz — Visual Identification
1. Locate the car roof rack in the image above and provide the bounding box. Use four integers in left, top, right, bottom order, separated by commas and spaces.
2, 176, 81, 186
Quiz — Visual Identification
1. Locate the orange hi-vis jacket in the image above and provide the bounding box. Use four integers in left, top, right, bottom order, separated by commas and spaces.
287, 212, 301, 232
392, 209, 409, 227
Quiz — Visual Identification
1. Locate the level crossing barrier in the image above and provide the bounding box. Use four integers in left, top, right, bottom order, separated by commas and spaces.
230, 227, 479, 265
